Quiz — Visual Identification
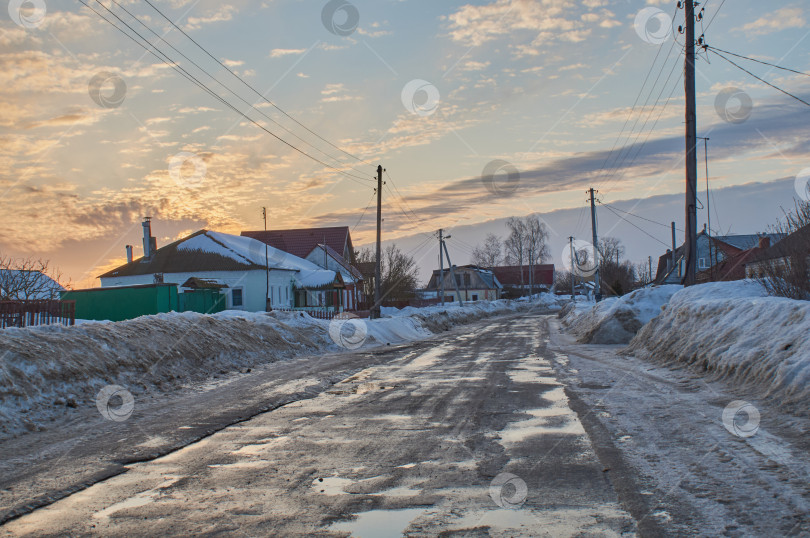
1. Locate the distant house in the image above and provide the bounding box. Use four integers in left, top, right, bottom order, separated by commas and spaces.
745, 223, 810, 279
655, 229, 786, 284
0, 270, 64, 300
490, 264, 555, 297
241, 226, 364, 309
304, 243, 365, 310
100, 222, 343, 312
241, 226, 356, 265
424, 265, 502, 302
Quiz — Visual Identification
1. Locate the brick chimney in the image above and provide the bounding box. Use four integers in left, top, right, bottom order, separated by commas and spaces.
758, 236, 770, 249
142, 217, 157, 259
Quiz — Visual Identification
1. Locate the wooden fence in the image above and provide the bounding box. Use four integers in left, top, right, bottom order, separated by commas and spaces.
0, 300, 76, 329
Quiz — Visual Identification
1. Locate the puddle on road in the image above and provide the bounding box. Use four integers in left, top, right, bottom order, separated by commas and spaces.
373, 485, 421, 497
328, 508, 429, 537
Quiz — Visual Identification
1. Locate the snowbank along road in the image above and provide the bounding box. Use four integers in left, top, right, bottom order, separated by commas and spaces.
2, 310, 809, 536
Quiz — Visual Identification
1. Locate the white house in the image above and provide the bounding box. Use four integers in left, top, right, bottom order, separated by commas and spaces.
99, 223, 342, 312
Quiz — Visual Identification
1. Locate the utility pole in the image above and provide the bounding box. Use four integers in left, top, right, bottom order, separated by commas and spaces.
568, 236, 575, 301
588, 188, 601, 301
683, 0, 698, 286
438, 228, 445, 306
698, 136, 712, 279
372, 165, 383, 319
442, 241, 463, 306
671, 221, 677, 278
262, 207, 269, 311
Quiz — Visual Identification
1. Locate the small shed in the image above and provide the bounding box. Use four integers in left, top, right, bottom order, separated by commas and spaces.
179, 278, 227, 314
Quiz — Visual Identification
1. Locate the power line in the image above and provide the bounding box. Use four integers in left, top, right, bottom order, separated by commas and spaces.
79, 0, 374, 185
709, 48, 810, 107
599, 201, 684, 232
601, 204, 671, 248
705, 45, 810, 78
141, 0, 373, 168
108, 0, 373, 180
351, 190, 376, 232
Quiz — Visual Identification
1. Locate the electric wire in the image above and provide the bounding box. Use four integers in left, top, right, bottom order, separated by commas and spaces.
79, 0, 374, 185
109, 0, 373, 180
705, 45, 810, 78
709, 48, 810, 107
602, 204, 671, 247
141, 0, 374, 168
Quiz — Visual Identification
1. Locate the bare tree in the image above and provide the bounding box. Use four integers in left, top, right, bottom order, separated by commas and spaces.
503, 217, 528, 273
356, 245, 420, 303
0, 256, 70, 300
471, 233, 503, 267
757, 199, 810, 300
597, 237, 625, 265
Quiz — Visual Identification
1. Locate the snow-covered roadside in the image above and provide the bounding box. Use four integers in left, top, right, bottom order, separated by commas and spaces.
0, 299, 548, 440
626, 281, 810, 417
560, 285, 682, 344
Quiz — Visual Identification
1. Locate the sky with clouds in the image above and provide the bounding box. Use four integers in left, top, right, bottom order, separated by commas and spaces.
2, 0, 809, 287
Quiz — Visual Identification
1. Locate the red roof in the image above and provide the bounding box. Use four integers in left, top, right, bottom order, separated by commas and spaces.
241, 227, 354, 262
490, 265, 555, 286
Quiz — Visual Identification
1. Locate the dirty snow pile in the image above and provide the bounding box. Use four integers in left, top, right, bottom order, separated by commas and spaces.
626, 281, 810, 416
0, 299, 545, 440
561, 285, 683, 344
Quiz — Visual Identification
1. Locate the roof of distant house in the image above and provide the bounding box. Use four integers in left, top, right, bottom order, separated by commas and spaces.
746, 223, 810, 264
241, 227, 354, 262
489, 264, 555, 287
99, 230, 338, 288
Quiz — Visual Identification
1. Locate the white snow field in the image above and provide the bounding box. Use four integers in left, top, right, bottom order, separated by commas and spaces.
626, 280, 810, 416
0, 299, 545, 440
560, 285, 683, 344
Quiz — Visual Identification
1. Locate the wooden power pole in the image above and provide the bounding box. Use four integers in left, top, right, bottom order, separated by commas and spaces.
683, 0, 698, 286
372, 165, 383, 318
588, 188, 601, 301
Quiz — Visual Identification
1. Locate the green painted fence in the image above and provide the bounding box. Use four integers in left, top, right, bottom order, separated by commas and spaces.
61, 284, 226, 322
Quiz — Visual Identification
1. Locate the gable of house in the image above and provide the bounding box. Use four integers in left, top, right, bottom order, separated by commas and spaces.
0, 270, 65, 300
241, 226, 354, 263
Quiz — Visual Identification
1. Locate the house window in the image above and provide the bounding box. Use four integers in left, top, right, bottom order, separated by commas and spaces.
698, 258, 707, 269
232, 288, 243, 307
472, 294, 478, 301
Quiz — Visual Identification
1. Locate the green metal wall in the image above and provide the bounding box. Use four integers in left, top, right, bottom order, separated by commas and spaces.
61, 284, 180, 322
179, 289, 226, 314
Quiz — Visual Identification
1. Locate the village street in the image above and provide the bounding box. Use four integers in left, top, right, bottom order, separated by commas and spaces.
2, 312, 808, 537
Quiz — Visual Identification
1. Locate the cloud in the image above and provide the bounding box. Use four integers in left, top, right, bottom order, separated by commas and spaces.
185, 5, 236, 30
741, 7, 805, 35
269, 48, 307, 58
